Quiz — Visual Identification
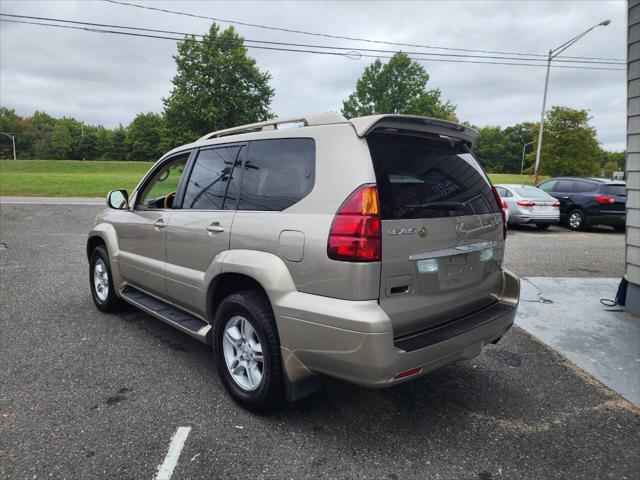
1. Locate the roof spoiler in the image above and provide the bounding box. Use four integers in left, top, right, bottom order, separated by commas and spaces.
349, 114, 479, 149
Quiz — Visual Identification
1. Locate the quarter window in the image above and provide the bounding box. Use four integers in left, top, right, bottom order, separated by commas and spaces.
238, 139, 315, 211
183, 146, 241, 210
573, 181, 597, 193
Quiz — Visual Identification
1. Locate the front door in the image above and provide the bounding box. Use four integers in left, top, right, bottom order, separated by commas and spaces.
164, 144, 244, 316
115, 153, 190, 297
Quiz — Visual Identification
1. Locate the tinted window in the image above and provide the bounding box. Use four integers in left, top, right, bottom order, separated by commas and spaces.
495, 186, 508, 197
538, 180, 557, 192
555, 180, 574, 193
514, 186, 554, 199
603, 184, 626, 196
573, 181, 598, 193
183, 146, 241, 210
367, 133, 498, 220
238, 139, 315, 211
138, 154, 189, 209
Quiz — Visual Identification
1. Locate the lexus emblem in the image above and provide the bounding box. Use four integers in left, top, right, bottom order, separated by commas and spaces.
418, 226, 427, 238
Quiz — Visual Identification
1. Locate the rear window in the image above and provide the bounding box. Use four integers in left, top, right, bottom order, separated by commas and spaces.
514, 187, 553, 199
603, 184, 626, 196
367, 133, 499, 220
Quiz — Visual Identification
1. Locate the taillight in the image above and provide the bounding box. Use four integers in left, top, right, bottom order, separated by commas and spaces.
552, 202, 560, 208
516, 200, 536, 207
595, 195, 615, 204
491, 186, 507, 239
502, 199, 508, 209
327, 184, 381, 262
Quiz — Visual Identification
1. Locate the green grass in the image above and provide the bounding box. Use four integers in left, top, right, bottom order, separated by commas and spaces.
0, 160, 154, 197
488, 173, 546, 186
0, 159, 546, 197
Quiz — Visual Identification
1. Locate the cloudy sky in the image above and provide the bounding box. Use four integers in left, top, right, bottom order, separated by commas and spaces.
0, 0, 628, 150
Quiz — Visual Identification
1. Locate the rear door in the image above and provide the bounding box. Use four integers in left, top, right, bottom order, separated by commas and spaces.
367, 133, 504, 338
552, 180, 575, 214
164, 144, 244, 316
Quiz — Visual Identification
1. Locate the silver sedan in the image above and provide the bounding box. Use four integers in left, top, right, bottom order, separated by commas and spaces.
495, 184, 560, 230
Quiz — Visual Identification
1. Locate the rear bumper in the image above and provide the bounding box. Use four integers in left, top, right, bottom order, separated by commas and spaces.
273, 269, 520, 387
509, 212, 559, 225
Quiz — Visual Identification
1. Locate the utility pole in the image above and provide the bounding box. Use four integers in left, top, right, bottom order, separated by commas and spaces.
0, 131, 16, 160
532, 19, 611, 185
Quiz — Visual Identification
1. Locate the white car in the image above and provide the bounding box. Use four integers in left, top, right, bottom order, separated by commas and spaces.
495, 184, 560, 230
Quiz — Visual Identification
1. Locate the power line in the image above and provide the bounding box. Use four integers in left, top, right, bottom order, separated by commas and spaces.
103, 0, 625, 63
0, 18, 625, 71
0, 13, 625, 66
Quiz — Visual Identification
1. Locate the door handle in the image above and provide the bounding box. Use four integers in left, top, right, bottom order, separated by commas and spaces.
206, 222, 225, 233
153, 218, 166, 230
561, 196, 570, 199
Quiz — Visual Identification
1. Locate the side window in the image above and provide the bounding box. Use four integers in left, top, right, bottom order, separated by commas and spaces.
537, 180, 557, 192
573, 181, 597, 193
182, 146, 241, 210
495, 186, 506, 196
238, 138, 315, 211
555, 180, 574, 193
137, 153, 189, 210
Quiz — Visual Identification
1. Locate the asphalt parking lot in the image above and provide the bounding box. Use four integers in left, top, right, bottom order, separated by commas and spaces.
1, 202, 638, 480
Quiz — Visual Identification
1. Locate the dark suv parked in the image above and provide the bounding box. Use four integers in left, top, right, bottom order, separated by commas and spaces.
537, 177, 626, 231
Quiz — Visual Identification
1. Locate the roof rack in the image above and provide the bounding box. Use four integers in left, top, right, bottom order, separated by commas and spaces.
197, 112, 348, 141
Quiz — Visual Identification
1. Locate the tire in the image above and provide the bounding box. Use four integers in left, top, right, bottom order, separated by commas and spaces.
614, 225, 625, 232
536, 224, 550, 231
89, 245, 126, 313
567, 209, 587, 231
213, 290, 285, 411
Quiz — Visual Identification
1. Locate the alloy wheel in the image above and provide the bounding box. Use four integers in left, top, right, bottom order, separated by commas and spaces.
93, 258, 109, 302
222, 315, 264, 391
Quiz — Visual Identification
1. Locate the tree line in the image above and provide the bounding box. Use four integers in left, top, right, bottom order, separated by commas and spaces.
0, 24, 625, 176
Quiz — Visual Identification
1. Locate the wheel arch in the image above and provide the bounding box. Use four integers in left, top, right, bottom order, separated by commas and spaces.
205, 249, 297, 323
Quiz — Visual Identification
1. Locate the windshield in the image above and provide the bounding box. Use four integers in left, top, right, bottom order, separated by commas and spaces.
367, 133, 499, 220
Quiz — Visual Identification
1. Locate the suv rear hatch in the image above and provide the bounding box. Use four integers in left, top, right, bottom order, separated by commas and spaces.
365, 126, 505, 338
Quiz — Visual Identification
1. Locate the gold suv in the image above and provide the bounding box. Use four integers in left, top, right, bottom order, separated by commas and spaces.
87, 113, 520, 410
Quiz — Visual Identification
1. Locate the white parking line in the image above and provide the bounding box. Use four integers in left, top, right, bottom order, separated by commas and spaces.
155, 426, 191, 480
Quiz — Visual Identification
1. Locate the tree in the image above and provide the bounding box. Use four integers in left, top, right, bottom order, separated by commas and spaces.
125, 112, 166, 161
528, 106, 601, 177
341, 52, 457, 121
0, 107, 38, 159
503, 122, 534, 174
600, 150, 625, 174
49, 123, 73, 159
473, 126, 510, 173
163, 24, 275, 146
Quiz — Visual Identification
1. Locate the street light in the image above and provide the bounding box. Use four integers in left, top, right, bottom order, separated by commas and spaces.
532, 19, 611, 185
0, 131, 16, 160
521, 141, 534, 175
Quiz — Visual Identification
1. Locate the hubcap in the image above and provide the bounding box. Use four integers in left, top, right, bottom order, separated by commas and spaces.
222, 316, 264, 391
569, 212, 582, 229
93, 259, 109, 302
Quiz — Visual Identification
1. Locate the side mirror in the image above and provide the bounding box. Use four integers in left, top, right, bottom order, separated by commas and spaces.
107, 189, 129, 210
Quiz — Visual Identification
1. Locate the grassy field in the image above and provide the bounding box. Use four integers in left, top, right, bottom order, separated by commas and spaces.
0, 159, 542, 197
0, 160, 154, 197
